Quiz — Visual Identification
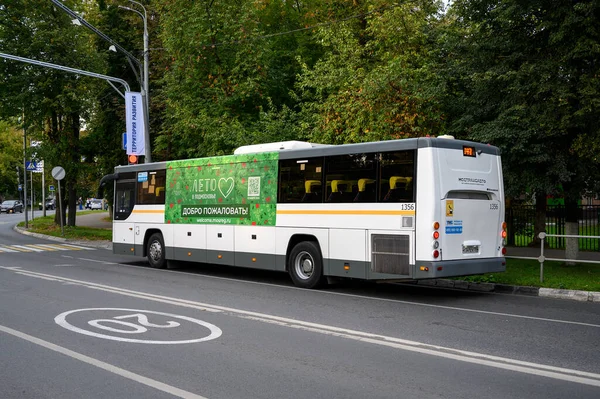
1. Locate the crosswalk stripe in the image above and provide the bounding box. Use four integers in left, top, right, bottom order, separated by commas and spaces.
57, 243, 94, 251
32, 244, 71, 251
11, 245, 44, 252
5, 245, 34, 252
0, 244, 96, 253
28, 245, 59, 251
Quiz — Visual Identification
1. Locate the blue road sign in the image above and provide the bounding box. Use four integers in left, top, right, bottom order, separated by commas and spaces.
49, 185, 55, 192
25, 161, 37, 171
122, 132, 127, 151
18, 184, 22, 191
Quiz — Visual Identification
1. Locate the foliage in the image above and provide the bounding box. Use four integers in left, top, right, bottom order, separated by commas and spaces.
0, 120, 22, 201
296, 0, 446, 144
1, 0, 600, 224
0, 0, 104, 226
441, 0, 600, 200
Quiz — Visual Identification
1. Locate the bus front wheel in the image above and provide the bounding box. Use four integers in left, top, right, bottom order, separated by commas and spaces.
288, 241, 325, 289
147, 233, 167, 269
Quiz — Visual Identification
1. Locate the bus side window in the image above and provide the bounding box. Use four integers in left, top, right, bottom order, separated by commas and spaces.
379, 150, 415, 202
278, 158, 323, 203
137, 170, 166, 205
325, 154, 376, 203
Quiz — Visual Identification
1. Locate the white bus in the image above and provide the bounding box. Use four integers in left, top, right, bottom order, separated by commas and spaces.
99, 136, 506, 288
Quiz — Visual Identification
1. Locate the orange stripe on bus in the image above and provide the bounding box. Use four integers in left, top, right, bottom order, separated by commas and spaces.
276, 210, 415, 216
132, 210, 165, 214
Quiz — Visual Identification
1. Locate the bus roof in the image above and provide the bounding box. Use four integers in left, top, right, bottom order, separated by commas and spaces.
114, 137, 500, 173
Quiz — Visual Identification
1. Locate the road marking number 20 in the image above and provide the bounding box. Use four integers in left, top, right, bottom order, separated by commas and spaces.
55, 308, 222, 344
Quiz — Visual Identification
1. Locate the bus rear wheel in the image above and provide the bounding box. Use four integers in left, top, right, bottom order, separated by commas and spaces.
288, 241, 325, 289
147, 233, 167, 269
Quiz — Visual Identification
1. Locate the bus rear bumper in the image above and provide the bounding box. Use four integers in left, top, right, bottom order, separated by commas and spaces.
413, 257, 506, 280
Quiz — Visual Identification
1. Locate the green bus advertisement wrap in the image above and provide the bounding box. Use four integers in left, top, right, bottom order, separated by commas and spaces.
165, 153, 279, 226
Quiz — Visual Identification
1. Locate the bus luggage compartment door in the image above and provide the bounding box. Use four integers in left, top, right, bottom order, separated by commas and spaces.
442, 198, 501, 260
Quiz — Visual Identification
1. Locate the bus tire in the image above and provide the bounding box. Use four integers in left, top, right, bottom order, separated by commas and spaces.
147, 232, 167, 269
288, 241, 325, 289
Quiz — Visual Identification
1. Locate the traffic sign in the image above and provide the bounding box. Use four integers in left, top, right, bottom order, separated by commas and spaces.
18, 184, 22, 191
25, 161, 37, 171
49, 185, 55, 192
122, 132, 127, 151
51, 166, 66, 181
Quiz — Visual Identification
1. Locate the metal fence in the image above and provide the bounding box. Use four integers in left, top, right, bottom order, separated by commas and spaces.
506, 205, 600, 250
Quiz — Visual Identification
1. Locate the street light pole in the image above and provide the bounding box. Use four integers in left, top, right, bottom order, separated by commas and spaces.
22, 112, 28, 229
50, 0, 152, 162
119, 1, 152, 163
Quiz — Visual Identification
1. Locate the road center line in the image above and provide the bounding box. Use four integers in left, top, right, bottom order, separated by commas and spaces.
0, 324, 209, 399
2, 266, 600, 387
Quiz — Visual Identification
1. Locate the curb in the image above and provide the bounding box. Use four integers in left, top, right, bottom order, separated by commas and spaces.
415, 279, 599, 303
13, 225, 113, 250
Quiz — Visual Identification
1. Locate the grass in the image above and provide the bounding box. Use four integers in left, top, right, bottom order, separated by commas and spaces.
18, 212, 111, 241
459, 257, 600, 291
514, 224, 600, 251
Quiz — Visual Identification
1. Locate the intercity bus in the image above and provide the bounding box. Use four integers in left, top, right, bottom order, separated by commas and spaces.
99, 136, 506, 288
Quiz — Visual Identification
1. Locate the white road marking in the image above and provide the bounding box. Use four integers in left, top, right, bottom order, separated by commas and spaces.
34, 244, 71, 251
55, 308, 222, 344
10, 245, 44, 252
58, 243, 94, 250
2, 266, 600, 387
0, 324, 209, 399
75, 257, 118, 265
115, 261, 600, 329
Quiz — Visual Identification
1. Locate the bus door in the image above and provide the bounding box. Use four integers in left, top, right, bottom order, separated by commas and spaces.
441, 193, 502, 260
113, 177, 136, 255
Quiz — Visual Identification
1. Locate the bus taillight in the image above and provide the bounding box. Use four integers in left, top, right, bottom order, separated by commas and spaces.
432, 221, 440, 258
501, 222, 507, 256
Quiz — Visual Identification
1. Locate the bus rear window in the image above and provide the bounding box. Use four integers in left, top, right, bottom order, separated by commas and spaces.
446, 191, 491, 200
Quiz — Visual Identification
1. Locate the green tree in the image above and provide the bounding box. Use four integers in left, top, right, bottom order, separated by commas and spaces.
0, 0, 103, 226
154, 0, 325, 158
0, 120, 22, 201
295, 0, 446, 144
442, 0, 600, 252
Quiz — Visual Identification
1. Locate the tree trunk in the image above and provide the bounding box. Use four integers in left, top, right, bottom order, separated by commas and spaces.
67, 112, 80, 227
54, 182, 66, 227
564, 198, 579, 266
530, 192, 546, 246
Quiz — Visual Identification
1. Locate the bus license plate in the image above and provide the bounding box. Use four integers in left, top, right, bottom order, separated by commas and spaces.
462, 245, 479, 254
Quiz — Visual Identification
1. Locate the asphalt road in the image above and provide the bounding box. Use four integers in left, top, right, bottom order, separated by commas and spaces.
1, 212, 599, 399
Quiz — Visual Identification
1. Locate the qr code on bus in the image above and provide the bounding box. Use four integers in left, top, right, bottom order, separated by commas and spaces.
247, 176, 261, 197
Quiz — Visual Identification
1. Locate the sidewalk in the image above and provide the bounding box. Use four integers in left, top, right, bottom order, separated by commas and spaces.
75, 211, 112, 229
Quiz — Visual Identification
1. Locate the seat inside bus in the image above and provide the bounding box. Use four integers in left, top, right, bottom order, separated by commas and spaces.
301, 180, 322, 202
383, 176, 413, 202
353, 178, 376, 202
327, 179, 356, 202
